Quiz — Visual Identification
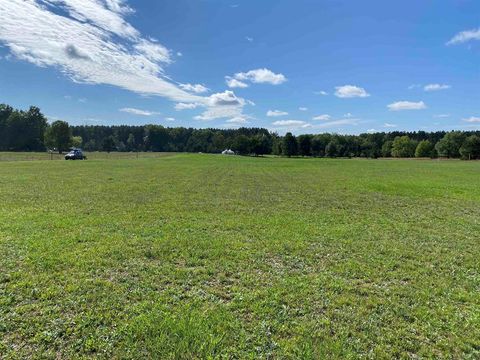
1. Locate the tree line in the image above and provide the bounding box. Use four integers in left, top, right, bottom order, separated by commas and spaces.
1, 103, 480, 159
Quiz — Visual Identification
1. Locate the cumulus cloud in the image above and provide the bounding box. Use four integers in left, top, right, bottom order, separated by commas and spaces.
424, 84, 451, 92
194, 91, 248, 121
120, 107, 160, 116
463, 116, 480, 123
231, 68, 287, 86
0, 0, 205, 104
175, 102, 200, 110
267, 110, 288, 117
208, 90, 244, 107
179, 83, 209, 94
447, 28, 480, 45
312, 114, 331, 121
387, 101, 427, 111
225, 77, 249, 88
334, 85, 370, 98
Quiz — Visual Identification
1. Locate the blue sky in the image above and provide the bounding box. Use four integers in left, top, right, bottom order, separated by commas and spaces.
0, 0, 478, 134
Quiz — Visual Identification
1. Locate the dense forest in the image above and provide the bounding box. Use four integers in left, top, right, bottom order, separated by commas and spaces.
1, 103, 480, 159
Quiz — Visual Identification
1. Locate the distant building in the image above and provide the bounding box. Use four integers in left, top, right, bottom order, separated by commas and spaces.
222, 149, 235, 155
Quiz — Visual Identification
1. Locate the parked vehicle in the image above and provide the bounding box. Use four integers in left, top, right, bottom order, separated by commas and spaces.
65, 149, 87, 160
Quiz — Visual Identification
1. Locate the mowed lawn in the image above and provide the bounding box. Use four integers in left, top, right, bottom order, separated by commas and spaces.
0, 155, 479, 359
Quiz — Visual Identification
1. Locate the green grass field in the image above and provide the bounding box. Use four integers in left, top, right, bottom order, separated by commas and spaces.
0, 154, 479, 358
0, 151, 175, 162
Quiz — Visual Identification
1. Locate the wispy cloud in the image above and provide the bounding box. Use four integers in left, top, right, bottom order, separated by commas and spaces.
334, 85, 370, 98
272, 118, 359, 132
272, 120, 309, 127
267, 110, 288, 117
424, 83, 451, 92
0, 0, 204, 104
447, 28, 480, 45
120, 107, 160, 116
312, 114, 331, 121
299, 107, 308, 111
179, 83, 209, 94
463, 116, 480, 123
314, 90, 328, 96
383, 123, 397, 128
387, 101, 427, 111
433, 114, 450, 118
312, 119, 359, 129
226, 115, 251, 124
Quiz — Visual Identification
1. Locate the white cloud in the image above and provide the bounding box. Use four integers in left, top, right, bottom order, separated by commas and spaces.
233, 68, 287, 85
245, 37, 253, 42
0, 0, 205, 105
315, 90, 328, 96
433, 114, 450, 118
313, 119, 359, 129
334, 85, 370, 98
225, 77, 249, 88
312, 114, 331, 121
267, 110, 288, 117
272, 118, 359, 133
165, 117, 175, 122
408, 84, 421, 90
424, 84, 451, 92
366, 129, 377, 133
179, 83, 209, 94
299, 107, 308, 111
208, 90, 245, 107
387, 101, 427, 111
175, 102, 200, 110
177, 52, 183, 57
272, 120, 309, 127
463, 116, 480, 123
194, 91, 246, 121
383, 123, 397, 128
226, 115, 251, 124
133, 39, 171, 63
343, 112, 353, 118
447, 28, 480, 45
120, 107, 160, 116
309, 119, 359, 130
